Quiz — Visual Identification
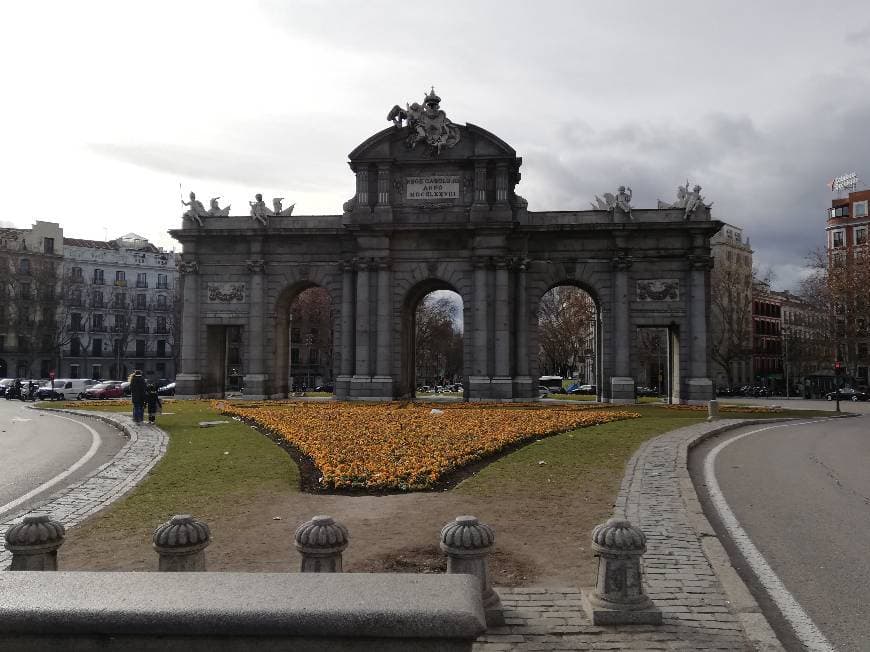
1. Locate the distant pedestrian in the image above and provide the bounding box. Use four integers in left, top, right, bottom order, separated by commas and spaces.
145, 382, 162, 424
129, 370, 147, 423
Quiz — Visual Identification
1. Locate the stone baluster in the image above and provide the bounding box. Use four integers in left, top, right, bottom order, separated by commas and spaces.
582, 518, 661, 625
4, 514, 65, 571
440, 515, 504, 627
294, 515, 349, 573
152, 514, 211, 572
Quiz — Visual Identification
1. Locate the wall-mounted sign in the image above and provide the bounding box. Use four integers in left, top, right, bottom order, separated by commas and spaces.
406, 175, 460, 200
830, 172, 858, 192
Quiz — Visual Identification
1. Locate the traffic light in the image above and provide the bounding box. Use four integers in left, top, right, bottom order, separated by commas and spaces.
834, 361, 844, 376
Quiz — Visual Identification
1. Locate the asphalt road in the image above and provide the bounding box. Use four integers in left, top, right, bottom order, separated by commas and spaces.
0, 400, 126, 518
691, 416, 870, 652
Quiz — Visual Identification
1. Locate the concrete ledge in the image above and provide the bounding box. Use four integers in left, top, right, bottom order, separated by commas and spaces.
0, 572, 486, 649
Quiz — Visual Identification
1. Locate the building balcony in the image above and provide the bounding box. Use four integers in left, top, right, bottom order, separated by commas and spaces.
114, 280, 127, 287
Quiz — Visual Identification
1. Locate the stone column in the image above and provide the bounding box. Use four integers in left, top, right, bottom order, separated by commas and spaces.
469, 258, 490, 399
152, 514, 211, 572
351, 260, 372, 395
492, 258, 512, 399
514, 258, 534, 399
243, 259, 267, 398
687, 255, 714, 402
440, 516, 504, 627
4, 514, 65, 571
356, 167, 369, 207
372, 259, 393, 398
336, 261, 355, 399
294, 515, 349, 573
176, 260, 201, 397
610, 255, 635, 403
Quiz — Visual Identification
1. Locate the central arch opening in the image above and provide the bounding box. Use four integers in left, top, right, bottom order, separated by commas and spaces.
400, 281, 465, 399
536, 284, 599, 398
274, 284, 335, 397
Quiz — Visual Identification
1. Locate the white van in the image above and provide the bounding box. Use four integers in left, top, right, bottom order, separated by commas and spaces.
36, 379, 98, 400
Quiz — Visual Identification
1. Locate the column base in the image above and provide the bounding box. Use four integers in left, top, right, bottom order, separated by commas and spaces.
581, 589, 662, 625
175, 373, 202, 398
369, 375, 394, 400
685, 377, 714, 403
489, 376, 513, 400
512, 376, 536, 401
467, 376, 491, 401
335, 375, 353, 400
242, 373, 270, 400
609, 377, 636, 404
350, 375, 372, 399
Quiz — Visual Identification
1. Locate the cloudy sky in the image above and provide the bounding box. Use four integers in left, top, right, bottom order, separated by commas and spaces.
2, 1, 868, 290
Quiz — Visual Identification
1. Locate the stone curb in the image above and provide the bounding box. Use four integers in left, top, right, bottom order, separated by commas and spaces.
617, 416, 838, 651
1, 408, 168, 568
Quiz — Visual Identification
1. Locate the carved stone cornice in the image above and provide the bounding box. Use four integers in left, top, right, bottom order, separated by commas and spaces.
374, 257, 392, 270
611, 255, 632, 271
245, 259, 266, 274
178, 260, 199, 275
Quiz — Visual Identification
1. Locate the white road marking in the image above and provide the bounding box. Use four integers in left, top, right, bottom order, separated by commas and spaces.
0, 412, 102, 517
10, 417, 32, 422
704, 420, 836, 652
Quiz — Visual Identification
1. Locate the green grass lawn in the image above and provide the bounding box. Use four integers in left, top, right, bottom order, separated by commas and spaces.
57, 400, 298, 534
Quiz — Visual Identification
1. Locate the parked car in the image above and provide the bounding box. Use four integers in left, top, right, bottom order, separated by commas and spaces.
157, 382, 176, 396
313, 384, 334, 394
0, 378, 15, 398
569, 384, 596, 395
636, 386, 660, 397
82, 381, 125, 400
825, 388, 869, 402
538, 385, 551, 396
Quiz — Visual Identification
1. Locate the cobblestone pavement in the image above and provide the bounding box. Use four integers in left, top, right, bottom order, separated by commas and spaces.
1, 410, 167, 568
476, 419, 784, 651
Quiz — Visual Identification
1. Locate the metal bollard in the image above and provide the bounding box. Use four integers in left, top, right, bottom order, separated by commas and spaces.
4, 514, 66, 571
152, 514, 211, 571
294, 515, 349, 572
440, 515, 504, 627
582, 518, 661, 624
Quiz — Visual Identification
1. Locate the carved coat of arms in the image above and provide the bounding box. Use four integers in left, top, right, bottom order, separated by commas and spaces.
637, 280, 679, 302
387, 87, 461, 154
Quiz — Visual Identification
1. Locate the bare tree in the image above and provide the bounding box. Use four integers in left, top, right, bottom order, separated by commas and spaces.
710, 254, 754, 388
415, 294, 462, 386
537, 286, 596, 378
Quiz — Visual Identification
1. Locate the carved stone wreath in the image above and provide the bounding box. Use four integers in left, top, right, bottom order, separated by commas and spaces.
637, 279, 679, 302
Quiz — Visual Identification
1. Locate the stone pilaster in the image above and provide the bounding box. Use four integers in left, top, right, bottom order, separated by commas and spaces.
356, 167, 369, 208
470, 162, 488, 222
351, 260, 372, 394
176, 259, 201, 397
686, 255, 714, 403
492, 258, 512, 399
513, 258, 535, 399
469, 257, 491, 399
371, 258, 394, 398
373, 164, 392, 221
243, 259, 268, 398
610, 254, 635, 403
336, 261, 355, 399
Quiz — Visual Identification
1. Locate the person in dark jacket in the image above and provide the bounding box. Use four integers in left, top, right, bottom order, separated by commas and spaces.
145, 382, 162, 423
129, 371, 147, 423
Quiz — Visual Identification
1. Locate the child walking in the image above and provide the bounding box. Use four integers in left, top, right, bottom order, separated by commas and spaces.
145, 382, 162, 423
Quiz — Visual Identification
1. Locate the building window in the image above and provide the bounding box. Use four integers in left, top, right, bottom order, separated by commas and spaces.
114, 314, 126, 331
93, 268, 104, 284
856, 227, 867, 246
91, 365, 101, 380
157, 273, 168, 289
71, 266, 83, 282
71, 288, 82, 306
156, 316, 167, 333
115, 270, 126, 283
833, 252, 846, 267
156, 362, 166, 377
832, 230, 845, 248
93, 290, 104, 307
291, 348, 300, 363
44, 237, 54, 254
70, 364, 79, 379
93, 313, 104, 331
71, 313, 82, 331
114, 293, 126, 309
157, 294, 167, 309
156, 340, 166, 357
853, 200, 868, 218
136, 293, 146, 309
70, 337, 80, 357
735, 231, 742, 243
112, 339, 122, 355
136, 315, 147, 332
19, 258, 30, 274
309, 348, 319, 364
92, 339, 102, 357
19, 282, 31, 300
136, 272, 147, 288
136, 340, 146, 357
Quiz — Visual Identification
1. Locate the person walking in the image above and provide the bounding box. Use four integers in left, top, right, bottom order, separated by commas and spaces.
129, 370, 147, 423
145, 382, 162, 424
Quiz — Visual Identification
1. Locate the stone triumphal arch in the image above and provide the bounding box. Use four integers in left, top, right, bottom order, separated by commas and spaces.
171, 91, 719, 403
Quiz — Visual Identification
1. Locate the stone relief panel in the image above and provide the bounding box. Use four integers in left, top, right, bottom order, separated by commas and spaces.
207, 283, 246, 303
637, 279, 679, 302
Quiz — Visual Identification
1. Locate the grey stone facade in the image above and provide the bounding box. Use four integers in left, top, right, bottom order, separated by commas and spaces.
171, 115, 719, 403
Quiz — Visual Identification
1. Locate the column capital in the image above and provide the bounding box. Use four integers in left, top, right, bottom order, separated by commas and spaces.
688, 254, 714, 270
245, 259, 266, 274
373, 257, 392, 270
178, 260, 199, 275
611, 255, 632, 271
471, 256, 491, 270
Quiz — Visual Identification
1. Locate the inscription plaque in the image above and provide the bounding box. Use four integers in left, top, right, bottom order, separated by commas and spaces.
406, 175, 460, 200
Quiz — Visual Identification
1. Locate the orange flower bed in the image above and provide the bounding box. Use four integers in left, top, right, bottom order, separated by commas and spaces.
218, 402, 639, 491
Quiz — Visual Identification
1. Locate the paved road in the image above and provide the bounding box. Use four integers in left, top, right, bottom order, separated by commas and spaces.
691, 416, 870, 652
719, 395, 870, 415
0, 400, 126, 518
